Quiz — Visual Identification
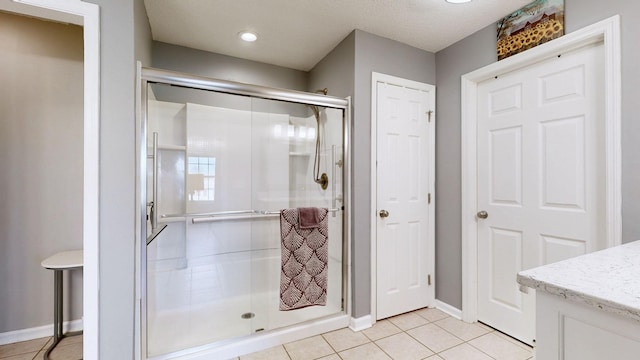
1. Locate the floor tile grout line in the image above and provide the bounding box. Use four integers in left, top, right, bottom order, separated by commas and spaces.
41, 336, 52, 349
401, 321, 498, 356
368, 341, 393, 360
463, 340, 500, 360
397, 316, 460, 352
372, 323, 448, 356
464, 332, 534, 360
277, 344, 292, 360
431, 318, 495, 343
465, 325, 535, 358
375, 332, 436, 359
482, 323, 534, 351
320, 332, 342, 356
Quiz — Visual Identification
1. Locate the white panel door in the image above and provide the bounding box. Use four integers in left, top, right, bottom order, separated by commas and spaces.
376, 79, 435, 320
476, 43, 606, 344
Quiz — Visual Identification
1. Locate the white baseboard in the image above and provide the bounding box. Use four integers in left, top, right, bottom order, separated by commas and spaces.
0, 319, 83, 345
435, 300, 462, 320
349, 314, 373, 332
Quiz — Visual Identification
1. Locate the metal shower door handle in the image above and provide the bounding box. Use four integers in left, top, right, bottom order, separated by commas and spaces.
477, 210, 488, 219
151, 132, 159, 230
379, 209, 389, 218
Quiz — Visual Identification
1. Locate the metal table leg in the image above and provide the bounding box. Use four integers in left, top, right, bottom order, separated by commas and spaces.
43, 269, 82, 360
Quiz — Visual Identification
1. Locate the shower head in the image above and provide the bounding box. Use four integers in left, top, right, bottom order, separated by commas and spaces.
307, 88, 328, 119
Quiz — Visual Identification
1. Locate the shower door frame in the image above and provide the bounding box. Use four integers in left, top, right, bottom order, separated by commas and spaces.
136, 66, 352, 360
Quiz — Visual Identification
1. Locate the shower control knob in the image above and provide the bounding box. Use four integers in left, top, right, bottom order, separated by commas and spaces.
379, 209, 389, 218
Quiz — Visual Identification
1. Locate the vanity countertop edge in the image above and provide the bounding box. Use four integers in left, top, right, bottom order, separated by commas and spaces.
517, 240, 640, 323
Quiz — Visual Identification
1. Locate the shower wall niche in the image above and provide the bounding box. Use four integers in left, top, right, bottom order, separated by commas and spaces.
141, 75, 348, 359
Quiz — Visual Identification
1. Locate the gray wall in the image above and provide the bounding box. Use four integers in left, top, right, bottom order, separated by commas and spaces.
308, 32, 355, 99
0, 12, 84, 333
434, 0, 640, 309
135, 0, 153, 66
83, 0, 151, 358
434, 26, 497, 310
151, 42, 310, 116
352, 30, 436, 317
152, 41, 308, 91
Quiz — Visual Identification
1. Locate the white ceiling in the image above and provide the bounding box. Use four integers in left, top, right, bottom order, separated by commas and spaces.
144, 0, 531, 71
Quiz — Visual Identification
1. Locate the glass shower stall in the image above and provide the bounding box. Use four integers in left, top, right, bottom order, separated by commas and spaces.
137, 68, 350, 359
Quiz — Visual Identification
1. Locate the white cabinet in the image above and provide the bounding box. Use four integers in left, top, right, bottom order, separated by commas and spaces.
536, 291, 640, 359
518, 240, 640, 360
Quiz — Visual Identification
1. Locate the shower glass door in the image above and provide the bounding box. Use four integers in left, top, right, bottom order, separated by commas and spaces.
144, 82, 345, 358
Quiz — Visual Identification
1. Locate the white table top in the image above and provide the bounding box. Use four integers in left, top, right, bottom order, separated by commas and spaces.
517, 240, 640, 322
41, 250, 83, 270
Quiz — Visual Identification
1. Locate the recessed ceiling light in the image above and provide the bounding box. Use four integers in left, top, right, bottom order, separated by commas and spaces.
239, 31, 258, 42
446, 0, 472, 3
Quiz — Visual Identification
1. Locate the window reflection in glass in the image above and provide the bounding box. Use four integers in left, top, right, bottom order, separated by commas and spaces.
187, 156, 215, 201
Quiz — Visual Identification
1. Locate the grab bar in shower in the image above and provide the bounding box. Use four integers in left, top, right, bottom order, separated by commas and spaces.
162, 209, 264, 219
181, 207, 342, 224
192, 213, 280, 224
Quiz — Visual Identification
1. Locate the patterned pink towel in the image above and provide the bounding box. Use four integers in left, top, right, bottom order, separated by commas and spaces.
279, 207, 329, 311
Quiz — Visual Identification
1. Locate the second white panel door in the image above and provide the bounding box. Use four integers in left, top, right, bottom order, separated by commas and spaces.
375, 77, 435, 320
476, 43, 606, 345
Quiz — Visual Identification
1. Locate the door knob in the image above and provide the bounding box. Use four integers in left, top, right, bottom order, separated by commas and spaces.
477, 210, 488, 219
379, 209, 389, 218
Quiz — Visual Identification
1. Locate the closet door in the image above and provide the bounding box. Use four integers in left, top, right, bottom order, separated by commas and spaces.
374, 74, 436, 320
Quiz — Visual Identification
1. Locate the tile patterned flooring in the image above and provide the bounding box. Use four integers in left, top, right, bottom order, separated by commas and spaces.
0, 334, 82, 360
0, 308, 533, 360
237, 308, 533, 360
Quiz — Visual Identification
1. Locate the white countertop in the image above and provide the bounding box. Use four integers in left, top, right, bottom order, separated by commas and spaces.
517, 240, 640, 322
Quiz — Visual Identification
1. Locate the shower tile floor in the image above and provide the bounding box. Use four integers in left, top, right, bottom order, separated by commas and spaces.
0, 308, 533, 360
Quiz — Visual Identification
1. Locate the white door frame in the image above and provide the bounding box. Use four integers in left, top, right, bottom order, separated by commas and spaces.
370, 72, 436, 322
0, 0, 100, 357
461, 15, 621, 323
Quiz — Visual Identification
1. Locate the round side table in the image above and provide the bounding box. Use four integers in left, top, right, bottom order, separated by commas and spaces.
41, 250, 83, 360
